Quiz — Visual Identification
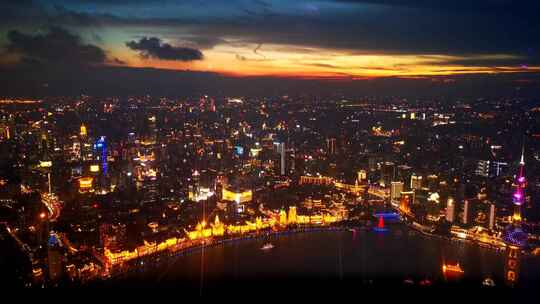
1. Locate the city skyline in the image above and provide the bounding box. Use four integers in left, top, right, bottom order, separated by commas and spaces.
1, 0, 540, 292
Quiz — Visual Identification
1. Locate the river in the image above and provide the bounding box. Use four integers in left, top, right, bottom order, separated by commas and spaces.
96, 224, 540, 290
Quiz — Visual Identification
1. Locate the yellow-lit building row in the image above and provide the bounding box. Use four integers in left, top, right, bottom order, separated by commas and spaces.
222, 187, 253, 203
104, 207, 342, 268
79, 177, 94, 193
104, 236, 186, 266
299, 175, 334, 185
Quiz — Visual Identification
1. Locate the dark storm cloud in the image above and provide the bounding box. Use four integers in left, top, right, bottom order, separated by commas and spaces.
126, 37, 203, 61
3, 0, 539, 59
6, 26, 107, 64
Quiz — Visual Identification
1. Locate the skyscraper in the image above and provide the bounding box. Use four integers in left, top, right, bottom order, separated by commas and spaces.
462, 200, 470, 225
47, 232, 64, 284
410, 174, 422, 190
391, 181, 403, 202
426, 174, 439, 191
489, 204, 496, 230
397, 165, 413, 190
512, 148, 527, 222
357, 170, 367, 183
476, 160, 509, 178
399, 191, 413, 214
380, 162, 395, 187
503, 147, 529, 287
446, 198, 455, 223
274, 142, 286, 176
475, 160, 490, 177
326, 137, 336, 155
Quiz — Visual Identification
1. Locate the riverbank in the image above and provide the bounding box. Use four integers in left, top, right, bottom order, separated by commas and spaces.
88, 223, 526, 290
101, 225, 360, 282
85, 218, 521, 286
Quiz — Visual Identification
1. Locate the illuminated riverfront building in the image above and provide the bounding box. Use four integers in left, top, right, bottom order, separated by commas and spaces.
222, 186, 253, 204
279, 209, 287, 226
212, 216, 225, 236
287, 206, 298, 224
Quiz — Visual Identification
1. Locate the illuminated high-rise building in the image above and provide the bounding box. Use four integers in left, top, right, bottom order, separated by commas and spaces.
426, 174, 438, 191
475, 160, 490, 177
462, 200, 470, 225
368, 156, 378, 172
390, 181, 403, 202
0, 123, 10, 140
274, 142, 286, 175
512, 148, 527, 222
489, 204, 496, 230
397, 165, 413, 190
189, 170, 201, 200
328, 162, 337, 178
80, 124, 87, 137
326, 137, 336, 155
503, 147, 529, 287
476, 160, 508, 178
357, 170, 367, 183
410, 174, 422, 190
380, 162, 395, 187
399, 191, 413, 214
446, 198, 455, 223
47, 232, 64, 284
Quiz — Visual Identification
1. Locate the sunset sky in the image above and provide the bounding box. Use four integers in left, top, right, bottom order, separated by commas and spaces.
1, 0, 540, 79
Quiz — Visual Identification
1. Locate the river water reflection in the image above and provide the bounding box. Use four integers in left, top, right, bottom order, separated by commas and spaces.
104, 225, 540, 289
